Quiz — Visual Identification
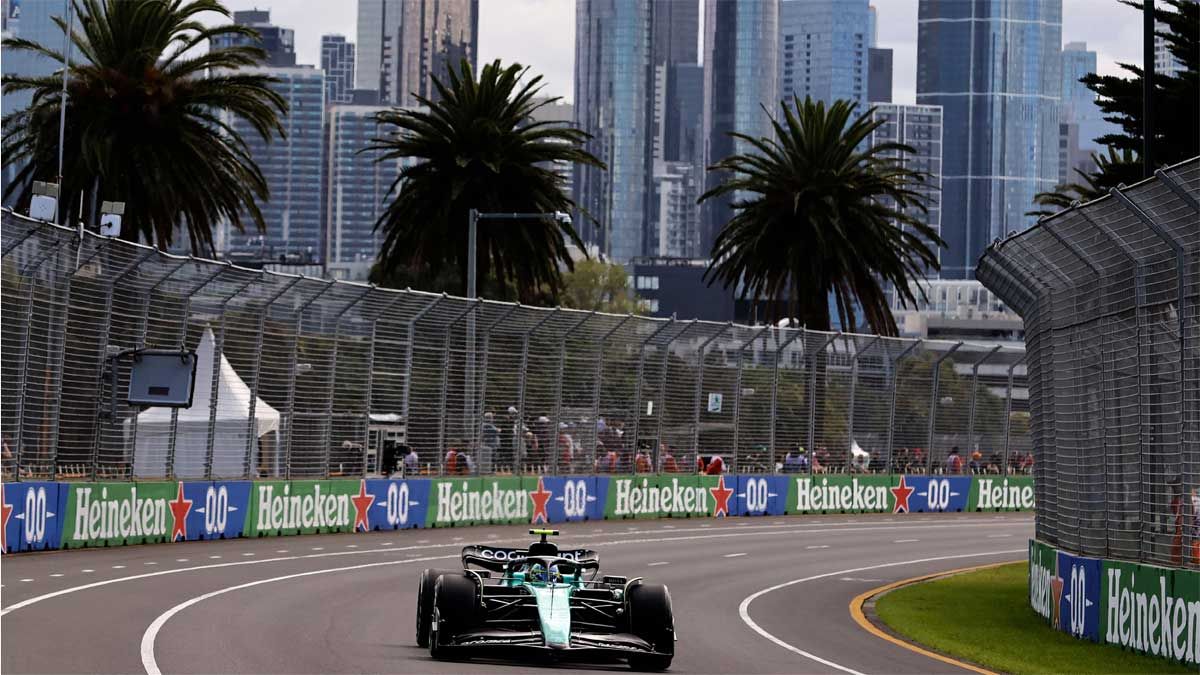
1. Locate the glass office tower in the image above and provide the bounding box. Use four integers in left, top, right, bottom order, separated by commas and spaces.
779, 0, 870, 110
916, 0, 1061, 279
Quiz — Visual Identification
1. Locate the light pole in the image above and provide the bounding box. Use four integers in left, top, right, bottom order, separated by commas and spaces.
466, 209, 572, 300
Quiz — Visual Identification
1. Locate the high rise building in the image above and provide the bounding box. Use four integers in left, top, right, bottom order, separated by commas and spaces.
573, 0, 654, 262
324, 104, 417, 280
355, 0, 478, 106
219, 66, 325, 262
868, 103, 944, 274
916, 0, 1061, 280
321, 35, 356, 105
868, 48, 893, 103
1155, 2, 1196, 77
651, 160, 702, 258
779, 0, 869, 110
703, 0, 779, 251
530, 97, 575, 212
1, 0, 62, 202
212, 10, 296, 66
1059, 41, 1117, 181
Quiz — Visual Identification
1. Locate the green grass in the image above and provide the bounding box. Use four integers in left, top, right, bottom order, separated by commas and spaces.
874, 562, 1193, 675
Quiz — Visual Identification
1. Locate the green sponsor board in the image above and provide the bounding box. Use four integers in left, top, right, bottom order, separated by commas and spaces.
787, 474, 895, 514
604, 474, 718, 520
62, 482, 179, 547
246, 480, 359, 537
1102, 560, 1200, 666
1028, 539, 1056, 625
968, 475, 1035, 511
430, 477, 527, 526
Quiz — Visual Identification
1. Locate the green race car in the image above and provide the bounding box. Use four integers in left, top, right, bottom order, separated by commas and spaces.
416, 529, 675, 671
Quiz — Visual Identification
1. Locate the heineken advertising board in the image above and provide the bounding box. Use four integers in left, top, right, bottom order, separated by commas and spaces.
60, 482, 179, 547
969, 476, 1035, 511
603, 474, 737, 520
1029, 539, 1200, 667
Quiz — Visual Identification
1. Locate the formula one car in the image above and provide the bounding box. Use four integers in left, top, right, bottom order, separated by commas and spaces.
415, 529, 675, 671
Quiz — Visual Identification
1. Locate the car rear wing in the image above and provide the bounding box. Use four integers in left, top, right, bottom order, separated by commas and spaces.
461, 545, 599, 572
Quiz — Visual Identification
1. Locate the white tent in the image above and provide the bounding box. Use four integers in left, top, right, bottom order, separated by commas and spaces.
130, 328, 280, 478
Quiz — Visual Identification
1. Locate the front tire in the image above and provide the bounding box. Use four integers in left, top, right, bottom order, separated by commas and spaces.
416, 568, 457, 647
627, 583, 674, 671
429, 573, 479, 660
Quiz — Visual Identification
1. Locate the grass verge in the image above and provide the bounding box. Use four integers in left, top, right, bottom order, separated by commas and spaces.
874, 562, 1193, 675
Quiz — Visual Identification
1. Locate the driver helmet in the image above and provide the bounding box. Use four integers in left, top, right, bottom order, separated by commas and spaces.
528, 563, 561, 583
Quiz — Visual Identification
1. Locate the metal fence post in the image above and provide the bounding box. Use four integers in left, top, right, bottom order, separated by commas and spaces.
358, 291, 404, 477
320, 285, 374, 478
652, 320, 694, 470
885, 339, 922, 474
473, 303, 521, 454
769, 328, 805, 473
692, 322, 732, 460
12, 239, 66, 475
732, 325, 771, 474
552, 311, 596, 475
242, 275, 302, 479
631, 316, 675, 464
847, 335, 881, 461
590, 314, 634, 465
282, 279, 336, 480
926, 342, 963, 473
807, 332, 841, 471
436, 299, 483, 474
400, 292, 444, 466
204, 269, 259, 480
968, 345, 1003, 454
517, 308, 559, 473
1002, 358, 1025, 476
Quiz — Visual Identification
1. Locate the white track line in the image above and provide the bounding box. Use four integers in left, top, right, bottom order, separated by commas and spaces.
737, 549, 1024, 674
723, 552, 747, 558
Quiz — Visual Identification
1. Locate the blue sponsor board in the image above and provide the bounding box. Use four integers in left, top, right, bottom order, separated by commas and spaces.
526, 476, 598, 523
2, 481, 62, 552
184, 481, 252, 541
734, 475, 788, 516
364, 479, 431, 530
1057, 550, 1101, 641
589, 477, 609, 521
902, 475, 971, 512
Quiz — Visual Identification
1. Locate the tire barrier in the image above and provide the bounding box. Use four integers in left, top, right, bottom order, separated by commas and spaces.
0, 474, 1034, 553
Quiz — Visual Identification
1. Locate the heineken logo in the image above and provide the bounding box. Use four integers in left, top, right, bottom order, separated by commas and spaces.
434, 481, 528, 523
794, 477, 889, 512
975, 478, 1034, 509
1104, 568, 1200, 664
1029, 546, 1055, 621
73, 486, 171, 541
254, 483, 352, 531
612, 477, 710, 517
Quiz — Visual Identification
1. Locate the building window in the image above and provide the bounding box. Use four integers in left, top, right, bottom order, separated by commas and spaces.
647, 299, 660, 313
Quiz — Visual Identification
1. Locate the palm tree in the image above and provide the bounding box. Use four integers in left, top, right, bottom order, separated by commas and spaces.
366, 59, 604, 302
701, 96, 942, 336
2, 0, 286, 254
1027, 147, 1140, 217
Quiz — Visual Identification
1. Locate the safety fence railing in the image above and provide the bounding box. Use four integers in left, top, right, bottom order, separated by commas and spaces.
1, 207, 1029, 486
978, 157, 1200, 570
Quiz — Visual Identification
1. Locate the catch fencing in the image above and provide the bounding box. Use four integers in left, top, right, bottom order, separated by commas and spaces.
978, 157, 1200, 570
2, 207, 1029, 485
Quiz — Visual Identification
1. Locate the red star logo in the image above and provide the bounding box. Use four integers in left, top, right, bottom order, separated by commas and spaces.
710, 475, 734, 517
351, 480, 375, 532
169, 482, 192, 542
890, 475, 915, 513
1, 484, 13, 554
1050, 570, 1065, 628
529, 477, 552, 524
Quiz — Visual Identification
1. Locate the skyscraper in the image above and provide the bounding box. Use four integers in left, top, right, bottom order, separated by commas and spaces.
868, 48, 893, 103
868, 103, 944, 273
916, 0, 1061, 280
220, 66, 325, 262
355, 0, 478, 106
0, 0, 63, 202
1155, 2, 1196, 77
212, 10, 296, 66
573, 0, 653, 262
321, 35, 356, 105
1060, 42, 1117, 182
704, 0, 779, 250
779, 0, 869, 110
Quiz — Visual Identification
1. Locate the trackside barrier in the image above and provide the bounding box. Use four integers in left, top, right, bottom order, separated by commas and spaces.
1029, 539, 1200, 667
0, 474, 1034, 553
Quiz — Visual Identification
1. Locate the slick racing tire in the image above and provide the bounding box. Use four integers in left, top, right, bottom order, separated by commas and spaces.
429, 573, 480, 660
626, 583, 674, 671
416, 568, 458, 647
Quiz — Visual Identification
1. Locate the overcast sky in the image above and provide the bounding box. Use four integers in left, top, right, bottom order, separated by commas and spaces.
220, 0, 1144, 105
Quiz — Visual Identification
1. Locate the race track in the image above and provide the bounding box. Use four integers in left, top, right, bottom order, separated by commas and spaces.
1, 512, 1031, 674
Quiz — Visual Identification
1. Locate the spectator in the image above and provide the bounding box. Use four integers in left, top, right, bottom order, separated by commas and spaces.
480, 412, 500, 473
968, 450, 984, 474
522, 431, 538, 471
986, 450, 1002, 475
696, 454, 706, 473
850, 440, 870, 473
783, 447, 809, 473
445, 446, 468, 475
893, 447, 911, 473
946, 447, 964, 474
402, 446, 419, 475
660, 443, 681, 473
635, 450, 652, 473
558, 424, 574, 472
1019, 451, 1034, 474
911, 447, 926, 473
704, 454, 725, 475
596, 447, 619, 473
813, 447, 830, 474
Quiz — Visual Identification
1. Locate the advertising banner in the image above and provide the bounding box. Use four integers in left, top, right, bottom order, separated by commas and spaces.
733, 475, 788, 516
604, 474, 662, 520
1, 481, 61, 552
899, 475, 972, 513
364, 478, 430, 530
1029, 539, 1057, 625
521, 476, 598, 523
787, 474, 895, 514
246, 480, 364, 537
1056, 550, 1101, 641
1102, 559, 1199, 666
60, 482, 179, 547
697, 474, 736, 518
969, 475, 1035, 511
429, 477, 530, 527
181, 481, 252, 541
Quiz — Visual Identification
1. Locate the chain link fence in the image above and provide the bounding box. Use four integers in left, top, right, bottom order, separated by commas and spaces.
978, 157, 1200, 569
2, 207, 1029, 486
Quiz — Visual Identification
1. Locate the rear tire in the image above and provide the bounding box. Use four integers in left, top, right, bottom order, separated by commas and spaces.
429, 573, 479, 660
627, 583, 674, 671
415, 568, 457, 647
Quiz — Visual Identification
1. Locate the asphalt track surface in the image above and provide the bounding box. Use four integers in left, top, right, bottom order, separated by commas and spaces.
1, 512, 1031, 674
